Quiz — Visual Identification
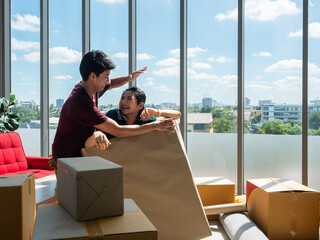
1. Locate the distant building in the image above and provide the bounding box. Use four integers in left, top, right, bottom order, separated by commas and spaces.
202, 97, 212, 107
258, 100, 274, 107
244, 97, 251, 109
177, 113, 213, 133
56, 98, 64, 108
160, 102, 177, 109
20, 101, 33, 108
261, 104, 301, 123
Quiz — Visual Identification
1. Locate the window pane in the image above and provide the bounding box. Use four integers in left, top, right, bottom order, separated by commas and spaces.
137, 0, 180, 110
91, 0, 128, 109
187, 0, 238, 185
308, 1, 320, 190
244, 0, 302, 183
49, 0, 82, 155
11, 0, 40, 156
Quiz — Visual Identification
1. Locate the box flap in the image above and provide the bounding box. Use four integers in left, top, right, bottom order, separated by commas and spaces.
194, 177, 234, 185
0, 173, 33, 187
247, 178, 318, 193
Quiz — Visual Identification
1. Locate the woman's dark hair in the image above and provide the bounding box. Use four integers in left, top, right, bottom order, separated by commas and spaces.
122, 87, 146, 104
79, 50, 116, 81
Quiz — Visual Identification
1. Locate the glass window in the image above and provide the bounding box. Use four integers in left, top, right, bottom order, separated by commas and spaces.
308, 0, 320, 190
49, 0, 82, 155
187, 0, 238, 185
11, 0, 40, 156
244, 0, 302, 183
91, 0, 128, 110
137, 0, 180, 111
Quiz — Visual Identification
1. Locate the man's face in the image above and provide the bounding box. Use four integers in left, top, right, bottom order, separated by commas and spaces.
94, 70, 111, 91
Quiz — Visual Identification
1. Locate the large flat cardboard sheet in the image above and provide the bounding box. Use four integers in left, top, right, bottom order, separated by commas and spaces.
81, 126, 211, 240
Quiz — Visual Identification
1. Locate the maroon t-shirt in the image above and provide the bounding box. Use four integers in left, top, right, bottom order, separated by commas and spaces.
52, 82, 110, 161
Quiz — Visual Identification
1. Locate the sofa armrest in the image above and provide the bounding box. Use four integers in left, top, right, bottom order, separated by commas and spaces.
26, 156, 53, 170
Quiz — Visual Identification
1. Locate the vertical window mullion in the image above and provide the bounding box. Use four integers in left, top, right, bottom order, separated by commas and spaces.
82, 0, 90, 55
40, 0, 49, 157
237, 0, 244, 194
129, 0, 136, 88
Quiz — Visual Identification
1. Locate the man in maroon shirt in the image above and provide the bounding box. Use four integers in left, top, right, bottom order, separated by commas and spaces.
52, 50, 174, 162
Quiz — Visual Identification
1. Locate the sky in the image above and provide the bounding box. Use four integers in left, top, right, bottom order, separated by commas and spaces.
10, 0, 320, 107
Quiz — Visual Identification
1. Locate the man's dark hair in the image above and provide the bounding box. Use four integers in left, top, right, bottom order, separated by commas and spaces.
122, 87, 146, 104
79, 50, 116, 81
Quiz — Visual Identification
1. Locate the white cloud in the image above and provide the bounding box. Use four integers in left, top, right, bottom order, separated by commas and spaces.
24, 51, 40, 62
154, 85, 173, 93
216, 0, 300, 22
255, 75, 263, 79
53, 75, 73, 80
309, 63, 320, 75
207, 56, 234, 63
95, 0, 125, 3
11, 37, 40, 51
11, 14, 40, 32
29, 91, 37, 95
157, 58, 179, 67
265, 59, 301, 72
143, 80, 155, 86
169, 47, 207, 58
289, 22, 320, 38
274, 75, 301, 89
192, 62, 212, 70
11, 53, 17, 62
112, 52, 152, 60
24, 47, 82, 64
215, 75, 237, 85
189, 72, 218, 81
137, 53, 153, 60
252, 51, 272, 57
153, 66, 179, 77
50, 47, 82, 64
113, 52, 128, 59
246, 84, 272, 89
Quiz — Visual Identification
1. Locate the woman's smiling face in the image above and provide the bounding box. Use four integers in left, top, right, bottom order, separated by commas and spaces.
119, 90, 143, 115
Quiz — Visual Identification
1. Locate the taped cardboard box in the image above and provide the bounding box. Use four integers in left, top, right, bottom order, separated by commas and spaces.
247, 178, 320, 240
0, 173, 36, 240
33, 199, 157, 240
57, 156, 123, 221
81, 125, 211, 240
194, 177, 235, 220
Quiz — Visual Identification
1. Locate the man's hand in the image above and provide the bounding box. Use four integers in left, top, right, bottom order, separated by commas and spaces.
128, 67, 147, 82
153, 118, 175, 132
140, 108, 159, 120
94, 131, 111, 150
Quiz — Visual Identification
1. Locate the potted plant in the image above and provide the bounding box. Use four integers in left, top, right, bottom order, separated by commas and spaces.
0, 93, 20, 133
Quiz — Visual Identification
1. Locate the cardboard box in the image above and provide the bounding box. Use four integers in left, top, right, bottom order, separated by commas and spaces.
33, 199, 157, 240
57, 156, 123, 221
247, 178, 320, 240
194, 177, 235, 220
0, 173, 36, 240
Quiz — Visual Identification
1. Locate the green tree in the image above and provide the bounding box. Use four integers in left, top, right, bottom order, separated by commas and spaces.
251, 113, 261, 124
308, 111, 320, 130
200, 105, 213, 113
12, 106, 40, 124
213, 117, 235, 133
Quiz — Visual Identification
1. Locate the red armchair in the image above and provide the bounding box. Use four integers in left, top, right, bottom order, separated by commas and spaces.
0, 132, 54, 179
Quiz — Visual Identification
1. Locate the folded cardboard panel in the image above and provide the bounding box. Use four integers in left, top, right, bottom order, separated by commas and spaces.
57, 156, 123, 221
247, 178, 320, 240
194, 177, 235, 220
81, 125, 211, 240
0, 173, 36, 240
33, 199, 157, 240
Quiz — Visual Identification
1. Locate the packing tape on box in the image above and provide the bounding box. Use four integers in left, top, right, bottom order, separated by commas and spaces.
203, 202, 247, 215
85, 220, 104, 239
270, 179, 298, 239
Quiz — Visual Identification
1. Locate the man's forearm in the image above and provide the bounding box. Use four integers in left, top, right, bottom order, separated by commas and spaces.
109, 76, 130, 90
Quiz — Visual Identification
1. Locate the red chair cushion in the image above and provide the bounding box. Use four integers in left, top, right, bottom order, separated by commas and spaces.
0, 132, 28, 174
3, 169, 54, 179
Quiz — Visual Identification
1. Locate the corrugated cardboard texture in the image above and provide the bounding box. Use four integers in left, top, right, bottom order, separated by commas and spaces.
247, 178, 320, 240
33, 199, 157, 240
81, 126, 211, 240
0, 173, 36, 240
57, 156, 123, 221
194, 177, 235, 220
